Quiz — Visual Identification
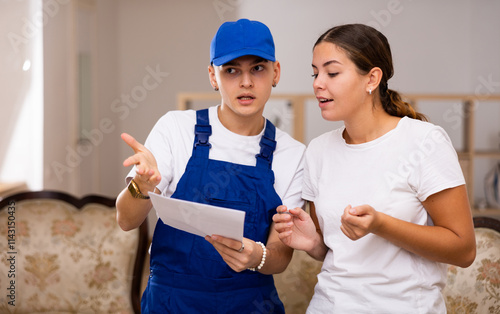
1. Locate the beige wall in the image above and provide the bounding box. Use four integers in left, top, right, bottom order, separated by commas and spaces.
0, 1, 43, 190
2, 0, 500, 199
42, 0, 120, 196
40, 0, 238, 197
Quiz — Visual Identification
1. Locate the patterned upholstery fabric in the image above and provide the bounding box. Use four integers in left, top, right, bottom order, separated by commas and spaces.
0, 193, 146, 314
443, 218, 500, 314
274, 249, 323, 314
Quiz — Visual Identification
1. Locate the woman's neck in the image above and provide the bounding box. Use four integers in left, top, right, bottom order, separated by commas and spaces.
343, 110, 401, 144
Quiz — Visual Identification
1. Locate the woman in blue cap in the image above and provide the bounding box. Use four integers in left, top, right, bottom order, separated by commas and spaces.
116, 19, 305, 313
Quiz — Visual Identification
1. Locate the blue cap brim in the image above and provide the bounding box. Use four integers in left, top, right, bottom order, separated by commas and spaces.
212, 49, 276, 66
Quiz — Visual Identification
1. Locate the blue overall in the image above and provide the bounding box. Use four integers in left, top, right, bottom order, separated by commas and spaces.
141, 109, 285, 314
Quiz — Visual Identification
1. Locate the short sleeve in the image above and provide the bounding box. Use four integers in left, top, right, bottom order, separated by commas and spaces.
270, 129, 306, 210
302, 139, 321, 202
279, 152, 305, 209
410, 126, 466, 202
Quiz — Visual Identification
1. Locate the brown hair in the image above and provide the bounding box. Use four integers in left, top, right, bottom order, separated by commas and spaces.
314, 24, 426, 121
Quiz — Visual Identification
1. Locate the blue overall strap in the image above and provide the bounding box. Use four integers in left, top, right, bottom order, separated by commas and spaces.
255, 119, 277, 169
193, 109, 211, 157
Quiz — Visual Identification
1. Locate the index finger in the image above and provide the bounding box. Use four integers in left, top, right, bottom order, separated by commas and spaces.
277, 205, 290, 214
121, 133, 145, 153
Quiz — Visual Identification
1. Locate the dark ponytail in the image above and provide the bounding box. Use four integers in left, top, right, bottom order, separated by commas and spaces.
384, 88, 427, 121
315, 24, 426, 121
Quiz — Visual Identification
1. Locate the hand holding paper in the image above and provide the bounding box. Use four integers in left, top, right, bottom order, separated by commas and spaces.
149, 192, 246, 241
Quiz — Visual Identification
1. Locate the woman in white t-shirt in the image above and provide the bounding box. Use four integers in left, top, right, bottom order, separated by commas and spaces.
273, 24, 476, 313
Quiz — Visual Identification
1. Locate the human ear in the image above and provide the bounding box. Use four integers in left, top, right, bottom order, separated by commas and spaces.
208, 65, 219, 90
272, 61, 281, 87
367, 67, 382, 94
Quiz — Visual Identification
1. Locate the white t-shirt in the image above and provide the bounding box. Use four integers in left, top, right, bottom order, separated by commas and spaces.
303, 117, 465, 314
128, 105, 305, 210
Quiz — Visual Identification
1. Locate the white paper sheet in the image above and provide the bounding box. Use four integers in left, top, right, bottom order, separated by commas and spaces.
148, 192, 246, 241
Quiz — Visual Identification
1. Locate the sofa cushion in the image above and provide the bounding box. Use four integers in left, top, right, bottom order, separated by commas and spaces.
274, 249, 322, 314
0, 198, 140, 313
443, 226, 500, 314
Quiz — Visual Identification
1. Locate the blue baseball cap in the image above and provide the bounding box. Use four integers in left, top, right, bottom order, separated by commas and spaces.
210, 19, 276, 66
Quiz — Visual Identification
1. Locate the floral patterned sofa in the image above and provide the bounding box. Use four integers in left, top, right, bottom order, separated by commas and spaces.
0, 191, 148, 314
443, 216, 500, 314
